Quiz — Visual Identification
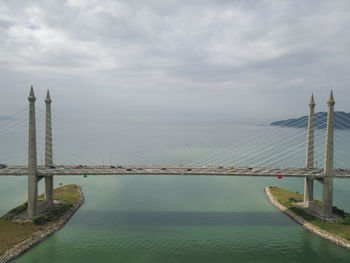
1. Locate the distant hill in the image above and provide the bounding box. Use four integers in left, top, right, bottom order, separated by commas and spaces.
270, 111, 350, 129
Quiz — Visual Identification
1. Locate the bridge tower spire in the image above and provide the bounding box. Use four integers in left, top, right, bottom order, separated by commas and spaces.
27, 86, 38, 217
322, 90, 335, 219
304, 94, 315, 206
45, 90, 54, 210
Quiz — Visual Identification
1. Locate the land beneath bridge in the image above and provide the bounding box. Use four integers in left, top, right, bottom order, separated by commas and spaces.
1, 165, 350, 178
0, 184, 84, 263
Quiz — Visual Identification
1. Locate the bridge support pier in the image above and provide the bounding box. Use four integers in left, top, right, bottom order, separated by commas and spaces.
322, 177, 333, 218
27, 86, 38, 218
44, 90, 54, 211
304, 177, 313, 206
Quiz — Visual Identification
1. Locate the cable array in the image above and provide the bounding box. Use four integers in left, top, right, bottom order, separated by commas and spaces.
1, 106, 350, 171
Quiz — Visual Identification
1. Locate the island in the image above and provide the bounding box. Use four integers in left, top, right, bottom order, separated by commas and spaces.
271, 111, 350, 129
0, 184, 84, 262
265, 186, 350, 249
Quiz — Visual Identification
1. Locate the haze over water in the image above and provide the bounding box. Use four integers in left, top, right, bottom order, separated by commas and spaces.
2, 120, 350, 262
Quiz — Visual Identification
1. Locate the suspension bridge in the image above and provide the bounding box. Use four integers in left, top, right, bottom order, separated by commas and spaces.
1, 87, 350, 221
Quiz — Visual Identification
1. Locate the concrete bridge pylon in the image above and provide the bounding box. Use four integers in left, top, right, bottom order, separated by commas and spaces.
27, 87, 55, 217
322, 90, 335, 220
304, 94, 315, 206
45, 90, 54, 211
302, 91, 336, 221
27, 86, 38, 218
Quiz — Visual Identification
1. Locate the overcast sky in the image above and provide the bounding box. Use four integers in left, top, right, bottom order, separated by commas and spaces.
1, 0, 350, 122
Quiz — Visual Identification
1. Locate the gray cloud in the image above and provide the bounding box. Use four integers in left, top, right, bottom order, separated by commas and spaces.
0, 0, 350, 121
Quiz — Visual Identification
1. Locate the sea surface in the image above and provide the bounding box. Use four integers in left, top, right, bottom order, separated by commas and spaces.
1, 117, 350, 262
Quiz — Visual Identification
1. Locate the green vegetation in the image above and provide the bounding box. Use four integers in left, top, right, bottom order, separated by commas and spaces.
53, 184, 81, 204
32, 215, 46, 225
2, 202, 27, 221
0, 184, 81, 255
269, 186, 350, 240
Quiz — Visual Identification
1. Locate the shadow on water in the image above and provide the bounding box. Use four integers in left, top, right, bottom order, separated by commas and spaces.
75, 210, 295, 227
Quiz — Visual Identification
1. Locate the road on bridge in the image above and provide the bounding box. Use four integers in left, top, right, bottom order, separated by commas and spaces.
1, 165, 350, 178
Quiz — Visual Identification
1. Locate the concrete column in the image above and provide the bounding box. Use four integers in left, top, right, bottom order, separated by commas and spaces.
45, 90, 54, 210
28, 86, 38, 218
322, 90, 335, 219
304, 94, 315, 206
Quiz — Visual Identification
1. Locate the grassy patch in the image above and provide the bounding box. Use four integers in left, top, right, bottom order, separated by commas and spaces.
2, 202, 28, 221
269, 186, 304, 208
0, 184, 81, 255
269, 186, 350, 240
53, 184, 81, 205
0, 220, 41, 255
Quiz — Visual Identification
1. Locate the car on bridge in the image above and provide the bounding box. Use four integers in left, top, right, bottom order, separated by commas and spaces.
0, 164, 8, 168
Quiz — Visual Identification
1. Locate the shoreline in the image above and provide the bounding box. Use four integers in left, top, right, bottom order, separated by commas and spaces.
265, 186, 350, 250
0, 185, 84, 263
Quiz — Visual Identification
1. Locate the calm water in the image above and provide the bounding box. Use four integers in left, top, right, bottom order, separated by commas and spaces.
1, 120, 350, 262
2, 176, 350, 263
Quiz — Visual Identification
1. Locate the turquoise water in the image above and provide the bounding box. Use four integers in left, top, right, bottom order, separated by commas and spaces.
0, 175, 350, 262
1, 120, 350, 262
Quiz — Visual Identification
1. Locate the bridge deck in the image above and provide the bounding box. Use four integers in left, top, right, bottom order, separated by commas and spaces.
1, 166, 350, 178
